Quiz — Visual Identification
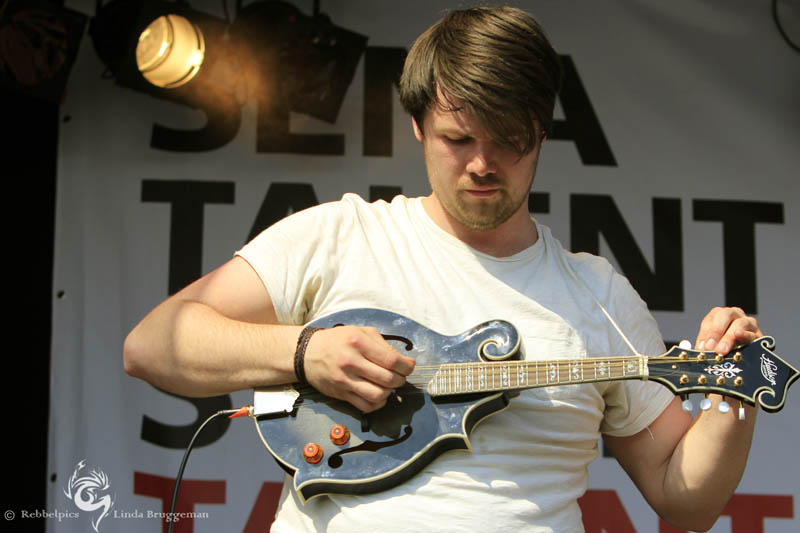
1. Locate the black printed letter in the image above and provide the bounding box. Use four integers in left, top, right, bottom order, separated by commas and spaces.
571, 195, 683, 310
693, 200, 784, 314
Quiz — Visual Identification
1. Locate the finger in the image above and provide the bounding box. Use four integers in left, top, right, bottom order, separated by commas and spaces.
354, 357, 406, 389
347, 378, 391, 412
342, 391, 381, 413
695, 306, 746, 351
715, 316, 762, 355
359, 328, 416, 376
314, 366, 390, 413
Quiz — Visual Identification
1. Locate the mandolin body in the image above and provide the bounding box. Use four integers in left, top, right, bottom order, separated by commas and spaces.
253, 308, 521, 503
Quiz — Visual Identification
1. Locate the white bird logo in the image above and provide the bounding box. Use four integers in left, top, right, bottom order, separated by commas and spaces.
63, 460, 115, 532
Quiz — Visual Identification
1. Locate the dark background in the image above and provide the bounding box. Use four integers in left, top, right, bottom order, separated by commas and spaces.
3, 85, 55, 531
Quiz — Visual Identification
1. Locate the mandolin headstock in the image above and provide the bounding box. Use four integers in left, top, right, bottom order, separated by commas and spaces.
647, 336, 799, 412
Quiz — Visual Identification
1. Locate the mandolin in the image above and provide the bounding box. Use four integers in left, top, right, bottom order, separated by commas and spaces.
251, 308, 798, 503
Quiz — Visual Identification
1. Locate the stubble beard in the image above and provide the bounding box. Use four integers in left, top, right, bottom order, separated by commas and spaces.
440, 179, 531, 231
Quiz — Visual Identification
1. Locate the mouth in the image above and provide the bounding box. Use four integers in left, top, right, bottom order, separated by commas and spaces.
464, 187, 500, 198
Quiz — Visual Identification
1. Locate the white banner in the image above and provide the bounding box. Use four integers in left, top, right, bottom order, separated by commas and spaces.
46, 1, 798, 532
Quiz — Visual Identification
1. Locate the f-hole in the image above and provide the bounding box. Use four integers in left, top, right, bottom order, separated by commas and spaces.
327, 426, 413, 468
332, 323, 414, 351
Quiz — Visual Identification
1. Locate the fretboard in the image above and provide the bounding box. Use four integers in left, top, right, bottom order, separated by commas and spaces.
426, 357, 646, 396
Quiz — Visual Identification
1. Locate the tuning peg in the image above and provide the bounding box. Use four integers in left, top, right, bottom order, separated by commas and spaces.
718, 399, 731, 414
679, 339, 693, 350
681, 395, 693, 412
738, 401, 746, 421
699, 394, 712, 411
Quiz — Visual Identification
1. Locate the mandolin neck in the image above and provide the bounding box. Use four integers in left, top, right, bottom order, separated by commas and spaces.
425, 356, 647, 396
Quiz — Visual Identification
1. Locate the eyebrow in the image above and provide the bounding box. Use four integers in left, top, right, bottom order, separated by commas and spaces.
434, 125, 472, 137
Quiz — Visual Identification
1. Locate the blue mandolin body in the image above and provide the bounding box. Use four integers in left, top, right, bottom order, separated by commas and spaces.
253, 308, 521, 502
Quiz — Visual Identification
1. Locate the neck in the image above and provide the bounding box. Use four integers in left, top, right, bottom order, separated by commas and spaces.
422, 195, 539, 257
422, 356, 646, 396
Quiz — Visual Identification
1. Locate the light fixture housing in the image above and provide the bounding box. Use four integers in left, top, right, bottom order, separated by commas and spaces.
0, 0, 87, 104
89, 0, 241, 152
87, 1, 367, 152
89, 0, 224, 92
232, 1, 367, 123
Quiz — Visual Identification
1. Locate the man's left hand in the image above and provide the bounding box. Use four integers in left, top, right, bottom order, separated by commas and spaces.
695, 306, 763, 354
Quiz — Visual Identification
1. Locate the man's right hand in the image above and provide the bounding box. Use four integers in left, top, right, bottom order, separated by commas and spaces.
303, 326, 417, 413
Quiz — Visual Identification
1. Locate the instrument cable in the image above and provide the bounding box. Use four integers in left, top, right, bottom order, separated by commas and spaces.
167, 406, 252, 533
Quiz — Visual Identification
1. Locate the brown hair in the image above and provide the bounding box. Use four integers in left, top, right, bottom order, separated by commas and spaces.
399, 6, 563, 155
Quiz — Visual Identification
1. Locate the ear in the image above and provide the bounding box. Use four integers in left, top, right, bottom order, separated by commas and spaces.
411, 117, 424, 143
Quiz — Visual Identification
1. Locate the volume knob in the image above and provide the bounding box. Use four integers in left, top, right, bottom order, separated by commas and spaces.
330, 425, 351, 445
302, 443, 323, 464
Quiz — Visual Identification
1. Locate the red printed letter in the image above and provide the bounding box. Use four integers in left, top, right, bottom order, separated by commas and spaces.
725, 493, 793, 533
578, 489, 636, 533
243, 482, 284, 533
659, 493, 794, 533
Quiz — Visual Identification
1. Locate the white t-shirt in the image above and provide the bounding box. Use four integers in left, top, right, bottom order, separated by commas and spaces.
237, 194, 674, 532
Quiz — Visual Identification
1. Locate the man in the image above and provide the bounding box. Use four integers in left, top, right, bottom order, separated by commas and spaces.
124, 6, 763, 532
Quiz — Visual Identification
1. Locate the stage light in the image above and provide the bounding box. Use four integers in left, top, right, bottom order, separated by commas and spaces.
88, 1, 243, 152
0, 0, 87, 104
87, 1, 367, 152
136, 14, 206, 88
89, 0, 225, 93
232, 1, 367, 123
773, 0, 800, 53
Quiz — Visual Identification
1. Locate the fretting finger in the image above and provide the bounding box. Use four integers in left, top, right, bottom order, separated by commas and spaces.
695, 307, 762, 354
715, 316, 762, 355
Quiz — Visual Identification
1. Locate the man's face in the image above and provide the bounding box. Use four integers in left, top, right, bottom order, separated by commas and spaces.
413, 100, 542, 233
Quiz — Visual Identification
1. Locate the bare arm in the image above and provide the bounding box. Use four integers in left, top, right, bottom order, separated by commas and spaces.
123, 256, 415, 412
604, 307, 761, 531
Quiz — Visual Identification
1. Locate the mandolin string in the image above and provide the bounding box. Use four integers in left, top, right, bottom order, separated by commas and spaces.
285, 357, 724, 407
288, 360, 664, 401
286, 356, 732, 409
292, 359, 702, 388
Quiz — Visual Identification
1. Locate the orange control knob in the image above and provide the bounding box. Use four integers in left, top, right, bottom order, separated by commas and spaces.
302, 443, 323, 464
330, 425, 350, 445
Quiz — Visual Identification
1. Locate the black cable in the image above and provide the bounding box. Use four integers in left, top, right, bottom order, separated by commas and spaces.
166, 408, 241, 533
772, 0, 800, 54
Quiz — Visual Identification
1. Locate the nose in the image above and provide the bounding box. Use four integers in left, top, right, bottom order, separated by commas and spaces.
465, 141, 497, 177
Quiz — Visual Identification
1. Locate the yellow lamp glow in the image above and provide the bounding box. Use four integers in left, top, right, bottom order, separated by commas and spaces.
135, 14, 205, 88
